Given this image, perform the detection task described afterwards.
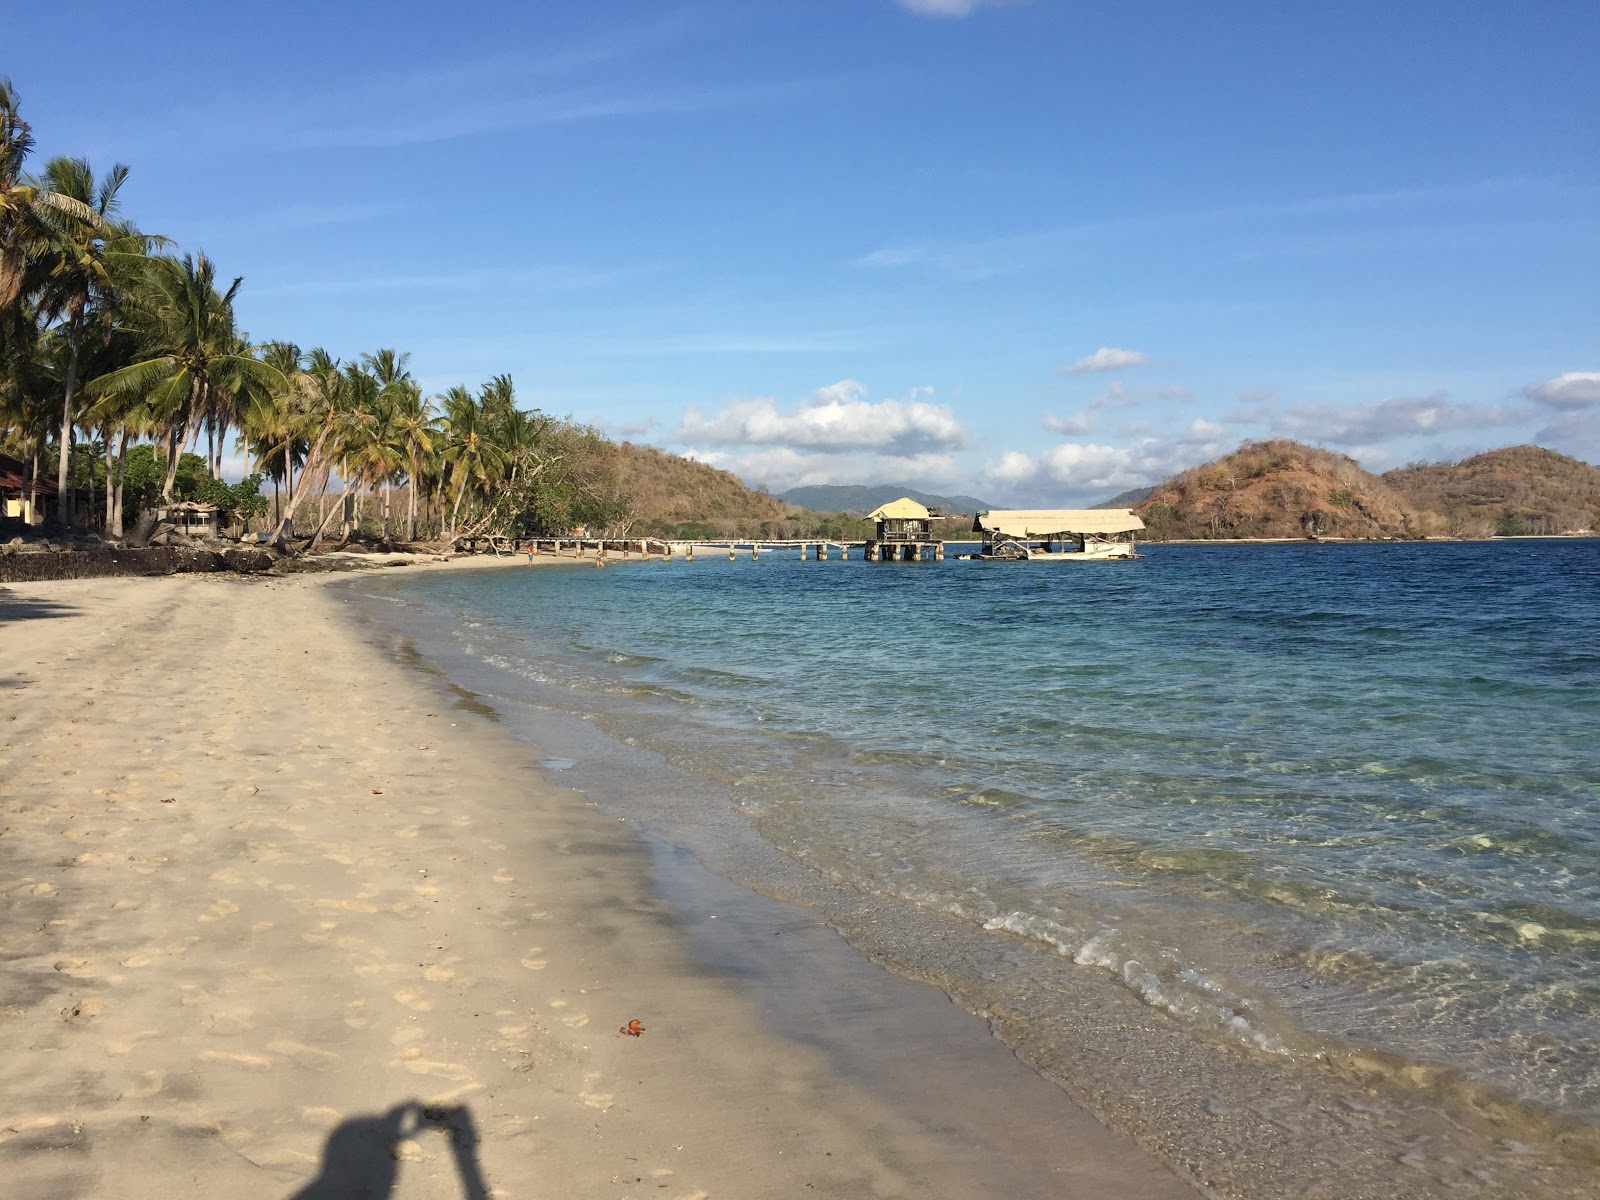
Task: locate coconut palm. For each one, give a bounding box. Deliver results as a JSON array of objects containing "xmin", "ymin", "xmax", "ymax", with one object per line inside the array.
[
  {"xmin": 439, "ymin": 384, "xmax": 508, "ymax": 543},
  {"xmin": 89, "ymin": 252, "xmax": 281, "ymax": 502},
  {"xmin": 390, "ymin": 381, "xmax": 438, "ymax": 542},
  {"xmin": 34, "ymin": 155, "xmax": 155, "ymax": 522}
]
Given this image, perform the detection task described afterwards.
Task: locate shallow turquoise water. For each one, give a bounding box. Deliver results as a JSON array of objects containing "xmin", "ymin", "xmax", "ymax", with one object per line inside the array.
[{"xmin": 364, "ymin": 540, "xmax": 1600, "ymax": 1123}]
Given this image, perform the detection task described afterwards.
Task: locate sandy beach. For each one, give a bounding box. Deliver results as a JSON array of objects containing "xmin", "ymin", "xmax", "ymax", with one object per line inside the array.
[{"xmin": 0, "ymin": 570, "xmax": 1195, "ymax": 1200}]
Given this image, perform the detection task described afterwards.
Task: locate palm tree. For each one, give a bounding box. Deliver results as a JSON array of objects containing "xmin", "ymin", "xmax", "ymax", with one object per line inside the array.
[
  {"xmin": 89, "ymin": 253, "xmax": 281, "ymax": 503},
  {"xmin": 246, "ymin": 341, "xmax": 308, "ymax": 524},
  {"xmin": 440, "ymin": 384, "xmax": 508, "ymax": 544},
  {"xmin": 0, "ymin": 79, "xmax": 91, "ymax": 317},
  {"xmin": 390, "ymin": 381, "xmax": 438, "ymax": 542},
  {"xmin": 35, "ymin": 155, "xmax": 150, "ymax": 523}
]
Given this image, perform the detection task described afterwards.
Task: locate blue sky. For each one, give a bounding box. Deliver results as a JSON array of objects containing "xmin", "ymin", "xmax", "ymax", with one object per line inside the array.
[{"xmin": 11, "ymin": 0, "xmax": 1599, "ymax": 502}]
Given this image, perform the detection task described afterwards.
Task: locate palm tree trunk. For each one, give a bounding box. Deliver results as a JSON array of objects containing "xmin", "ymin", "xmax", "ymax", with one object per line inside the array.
[
  {"xmin": 406, "ymin": 472, "xmax": 417, "ymax": 543},
  {"xmin": 110, "ymin": 427, "xmax": 130, "ymax": 538},
  {"xmin": 102, "ymin": 422, "xmax": 113, "ymax": 534},
  {"xmin": 161, "ymin": 423, "xmax": 184, "ymax": 502},
  {"xmin": 57, "ymin": 309, "xmax": 84, "ymax": 527}
]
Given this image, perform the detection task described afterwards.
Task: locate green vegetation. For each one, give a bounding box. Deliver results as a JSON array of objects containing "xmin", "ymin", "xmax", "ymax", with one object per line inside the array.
[{"xmin": 0, "ymin": 79, "xmax": 656, "ymax": 551}]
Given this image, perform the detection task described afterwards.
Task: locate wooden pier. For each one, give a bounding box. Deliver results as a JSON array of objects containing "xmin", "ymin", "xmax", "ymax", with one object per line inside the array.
[{"xmin": 508, "ymin": 537, "xmax": 869, "ymax": 561}]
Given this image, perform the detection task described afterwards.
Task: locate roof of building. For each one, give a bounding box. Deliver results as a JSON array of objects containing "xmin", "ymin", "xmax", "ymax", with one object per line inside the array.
[
  {"xmin": 866, "ymin": 497, "xmax": 942, "ymax": 521},
  {"xmin": 973, "ymin": 508, "xmax": 1145, "ymax": 536},
  {"xmin": 0, "ymin": 454, "xmax": 58, "ymax": 494}
]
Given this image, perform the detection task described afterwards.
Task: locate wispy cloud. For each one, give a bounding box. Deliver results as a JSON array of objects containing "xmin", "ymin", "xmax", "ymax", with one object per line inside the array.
[
  {"xmin": 892, "ymin": 0, "xmax": 1021, "ymax": 17},
  {"xmin": 135, "ymin": 10, "xmax": 824, "ymax": 155},
  {"xmin": 1271, "ymin": 392, "xmax": 1523, "ymax": 446},
  {"xmin": 184, "ymin": 202, "xmax": 409, "ymax": 244},
  {"xmin": 254, "ymin": 262, "xmax": 667, "ymax": 298},
  {"xmin": 288, "ymin": 79, "xmax": 820, "ymax": 151},
  {"xmin": 855, "ymin": 179, "xmax": 1596, "ymax": 280},
  {"xmin": 1063, "ymin": 346, "xmax": 1145, "ymax": 374}
]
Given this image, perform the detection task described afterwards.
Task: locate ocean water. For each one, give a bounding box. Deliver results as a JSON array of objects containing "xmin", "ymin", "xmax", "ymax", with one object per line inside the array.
[{"xmin": 351, "ymin": 539, "xmax": 1600, "ymax": 1195}]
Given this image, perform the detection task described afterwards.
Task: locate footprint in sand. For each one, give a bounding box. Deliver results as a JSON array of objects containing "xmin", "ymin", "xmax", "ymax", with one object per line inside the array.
[
  {"xmin": 62, "ymin": 997, "xmax": 107, "ymax": 1023},
  {"xmin": 562, "ymin": 1014, "xmax": 590, "ymax": 1029},
  {"xmin": 267, "ymin": 1039, "xmax": 339, "ymax": 1071},
  {"xmin": 394, "ymin": 988, "xmax": 432, "ymax": 1012},
  {"xmin": 198, "ymin": 898, "xmax": 240, "ymax": 923},
  {"xmin": 422, "ymin": 964, "xmax": 456, "ymax": 983},
  {"xmin": 118, "ymin": 1069, "xmax": 165, "ymax": 1099},
  {"xmin": 53, "ymin": 958, "xmax": 95, "ymax": 978},
  {"xmin": 580, "ymin": 1074, "xmax": 614, "ymax": 1111},
  {"xmin": 199, "ymin": 1049, "xmax": 274, "ymax": 1070},
  {"xmin": 520, "ymin": 957, "xmax": 548, "ymax": 971}
]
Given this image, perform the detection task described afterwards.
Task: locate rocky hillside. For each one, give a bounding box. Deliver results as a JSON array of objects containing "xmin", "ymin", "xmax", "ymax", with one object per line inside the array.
[
  {"xmin": 1383, "ymin": 446, "xmax": 1599, "ymax": 537},
  {"xmin": 1135, "ymin": 439, "xmax": 1437, "ymax": 540}
]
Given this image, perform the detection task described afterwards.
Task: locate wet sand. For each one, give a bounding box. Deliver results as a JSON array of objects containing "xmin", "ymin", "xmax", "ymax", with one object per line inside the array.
[{"xmin": 0, "ymin": 572, "xmax": 1195, "ymax": 1199}]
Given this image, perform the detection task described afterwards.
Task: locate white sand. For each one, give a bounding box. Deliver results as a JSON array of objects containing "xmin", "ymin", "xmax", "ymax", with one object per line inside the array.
[{"xmin": 0, "ymin": 573, "xmax": 1194, "ymax": 1199}]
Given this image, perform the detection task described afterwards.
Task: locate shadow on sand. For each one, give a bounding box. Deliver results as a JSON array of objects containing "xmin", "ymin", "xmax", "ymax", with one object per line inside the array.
[
  {"xmin": 287, "ymin": 1102, "xmax": 490, "ymax": 1199},
  {"xmin": 0, "ymin": 587, "xmax": 82, "ymax": 625}
]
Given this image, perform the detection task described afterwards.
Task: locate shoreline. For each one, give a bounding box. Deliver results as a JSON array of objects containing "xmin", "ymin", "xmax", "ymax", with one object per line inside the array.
[
  {"xmin": 0, "ymin": 573, "xmax": 1193, "ymax": 1199},
  {"xmin": 341, "ymin": 552, "xmax": 1600, "ymax": 1200}
]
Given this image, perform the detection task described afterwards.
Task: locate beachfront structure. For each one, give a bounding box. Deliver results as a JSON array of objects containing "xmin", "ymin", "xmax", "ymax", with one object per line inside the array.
[
  {"xmin": 1, "ymin": 453, "xmax": 54, "ymax": 526},
  {"xmin": 156, "ymin": 501, "xmax": 222, "ymax": 538},
  {"xmin": 865, "ymin": 497, "xmax": 946, "ymax": 562},
  {"xmin": 972, "ymin": 509, "xmax": 1145, "ymax": 560}
]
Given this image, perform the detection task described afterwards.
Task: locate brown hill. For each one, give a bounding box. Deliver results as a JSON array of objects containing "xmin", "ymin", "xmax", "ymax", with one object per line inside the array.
[
  {"xmin": 1383, "ymin": 445, "xmax": 1599, "ymax": 537},
  {"xmin": 609, "ymin": 443, "xmax": 860, "ymax": 540},
  {"xmin": 1136, "ymin": 439, "xmax": 1437, "ymax": 540}
]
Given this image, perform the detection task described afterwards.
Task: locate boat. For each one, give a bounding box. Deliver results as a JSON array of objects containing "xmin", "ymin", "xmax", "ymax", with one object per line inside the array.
[{"xmin": 963, "ymin": 509, "xmax": 1144, "ymax": 560}]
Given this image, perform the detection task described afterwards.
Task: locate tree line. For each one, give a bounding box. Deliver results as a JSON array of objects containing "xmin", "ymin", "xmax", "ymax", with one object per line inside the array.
[{"xmin": 0, "ymin": 78, "xmax": 630, "ymax": 550}]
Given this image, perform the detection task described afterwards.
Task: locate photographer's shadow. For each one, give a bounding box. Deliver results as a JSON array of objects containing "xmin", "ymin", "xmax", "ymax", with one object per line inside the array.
[{"xmin": 288, "ymin": 1101, "xmax": 490, "ymax": 1199}]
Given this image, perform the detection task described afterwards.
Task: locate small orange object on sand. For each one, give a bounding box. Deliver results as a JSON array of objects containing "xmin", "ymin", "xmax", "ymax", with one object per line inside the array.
[{"xmin": 619, "ymin": 1019, "xmax": 645, "ymax": 1037}]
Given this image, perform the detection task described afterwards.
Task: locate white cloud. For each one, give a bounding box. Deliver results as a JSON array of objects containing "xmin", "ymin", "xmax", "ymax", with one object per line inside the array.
[
  {"xmin": 1272, "ymin": 392, "xmax": 1520, "ymax": 446},
  {"xmin": 893, "ymin": 0, "xmax": 1012, "ymax": 17},
  {"xmin": 681, "ymin": 446, "xmax": 960, "ymax": 493},
  {"xmin": 673, "ymin": 380, "xmax": 968, "ymax": 455},
  {"xmin": 990, "ymin": 450, "xmax": 1037, "ymax": 485},
  {"xmin": 1062, "ymin": 346, "xmax": 1146, "ymax": 374},
  {"xmin": 1525, "ymin": 372, "xmax": 1600, "ymax": 411},
  {"xmin": 982, "ymin": 420, "xmax": 1232, "ymax": 504},
  {"xmin": 1042, "ymin": 409, "xmax": 1096, "ymax": 435}
]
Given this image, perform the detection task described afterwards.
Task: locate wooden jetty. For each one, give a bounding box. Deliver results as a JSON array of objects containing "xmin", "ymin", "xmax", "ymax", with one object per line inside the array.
[
  {"xmin": 509, "ymin": 536, "xmax": 865, "ymax": 561},
  {"xmin": 490, "ymin": 497, "xmax": 955, "ymax": 564}
]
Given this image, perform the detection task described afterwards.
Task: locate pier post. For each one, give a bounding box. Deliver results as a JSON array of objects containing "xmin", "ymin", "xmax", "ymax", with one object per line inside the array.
[
  {"xmin": 818, "ymin": 544, "xmax": 828, "ymax": 560},
  {"xmin": 686, "ymin": 544, "xmax": 694, "ymax": 561},
  {"xmin": 935, "ymin": 542, "xmax": 944, "ymax": 561},
  {"xmin": 752, "ymin": 544, "xmax": 760, "ymax": 560}
]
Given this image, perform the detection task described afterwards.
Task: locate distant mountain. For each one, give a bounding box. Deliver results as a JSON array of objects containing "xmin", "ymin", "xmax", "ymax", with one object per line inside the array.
[
  {"xmin": 1094, "ymin": 486, "xmax": 1156, "ymax": 509},
  {"xmin": 776, "ymin": 484, "xmax": 993, "ymax": 515},
  {"xmin": 1383, "ymin": 445, "xmax": 1599, "ymax": 537}
]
